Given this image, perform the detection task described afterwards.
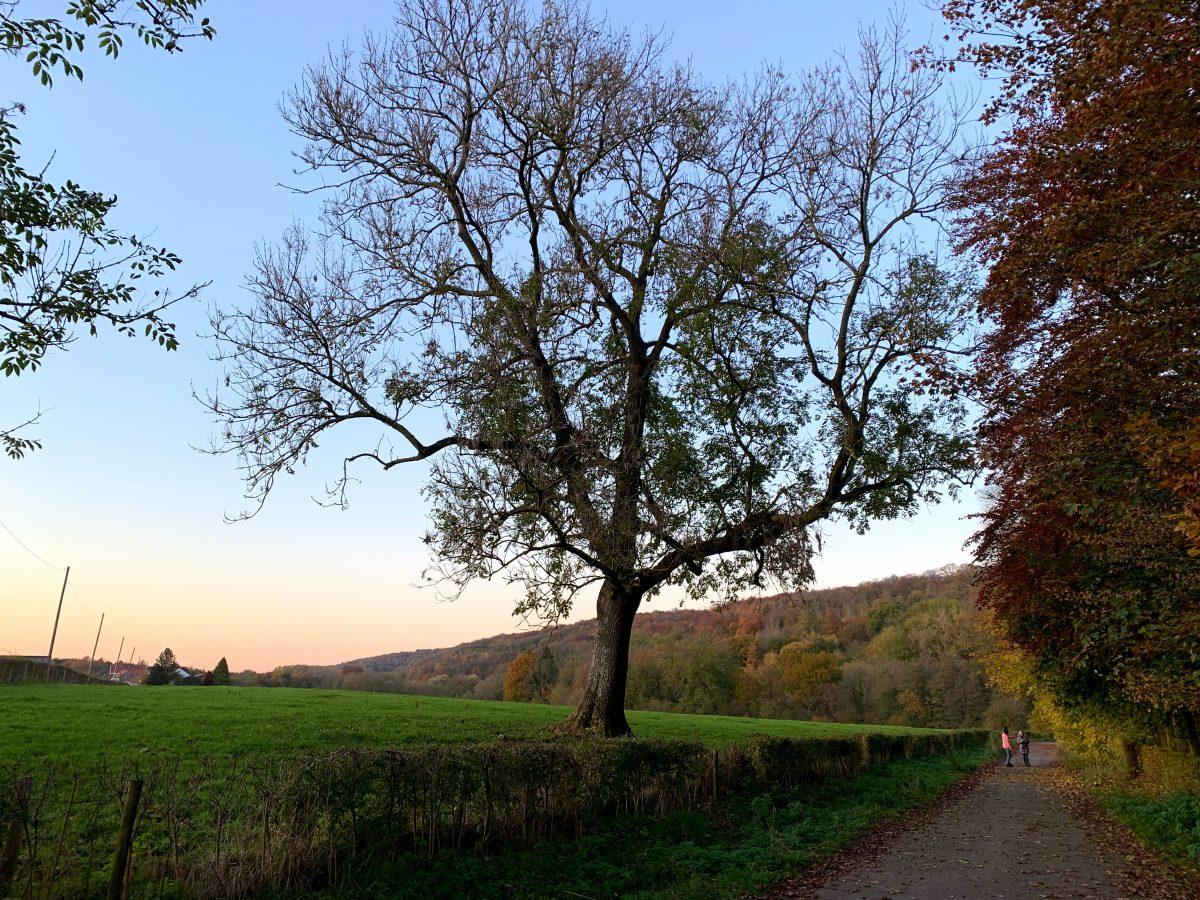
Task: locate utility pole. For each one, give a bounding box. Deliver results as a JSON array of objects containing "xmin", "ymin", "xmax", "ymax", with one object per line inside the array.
[
  {"xmin": 85, "ymin": 613, "xmax": 105, "ymax": 680},
  {"xmin": 112, "ymin": 637, "xmax": 125, "ymax": 681},
  {"xmin": 46, "ymin": 566, "xmax": 69, "ymax": 664}
]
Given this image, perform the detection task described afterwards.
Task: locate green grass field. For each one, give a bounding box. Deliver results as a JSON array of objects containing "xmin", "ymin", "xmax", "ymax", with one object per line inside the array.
[
  {"xmin": 0, "ymin": 683, "xmax": 982, "ymax": 899},
  {"xmin": 0, "ymin": 682, "xmax": 932, "ymax": 769}
]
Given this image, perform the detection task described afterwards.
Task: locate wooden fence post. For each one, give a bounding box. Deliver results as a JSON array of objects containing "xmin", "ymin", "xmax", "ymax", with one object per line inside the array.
[
  {"xmin": 0, "ymin": 775, "xmax": 32, "ymax": 891},
  {"xmin": 107, "ymin": 777, "xmax": 143, "ymax": 900},
  {"xmin": 711, "ymin": 750, "xmax": 719, "ymax": 802}
]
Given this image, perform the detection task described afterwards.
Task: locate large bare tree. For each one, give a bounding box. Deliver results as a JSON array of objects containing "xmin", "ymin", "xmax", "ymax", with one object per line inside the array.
[{"xmin": 207, "ymin": 0, "xmax": 974, "ymax": 735}]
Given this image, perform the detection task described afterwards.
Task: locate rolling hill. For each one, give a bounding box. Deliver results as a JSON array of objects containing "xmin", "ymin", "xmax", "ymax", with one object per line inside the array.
[{"xmin": 244, "ymin": 565, "xmax": 1017, "ymax": 731}]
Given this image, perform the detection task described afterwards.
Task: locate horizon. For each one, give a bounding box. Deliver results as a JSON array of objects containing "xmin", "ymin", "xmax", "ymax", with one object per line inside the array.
[{"xmin": 12, "ymin": 558, "xmax": 974, "ymax": 673}]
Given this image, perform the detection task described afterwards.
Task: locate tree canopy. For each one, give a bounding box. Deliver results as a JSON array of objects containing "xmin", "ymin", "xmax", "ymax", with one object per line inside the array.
[
  {"xmin": 0, "ymin": 1, "xmax": 213, "ymax": 457},
  {"xmin": 209, "ymin": 0, "xmax": 975, "ymax": 735},
  {"xmin": 944, "ymin": 0, "xmax": 1200, "ymax": 750}
]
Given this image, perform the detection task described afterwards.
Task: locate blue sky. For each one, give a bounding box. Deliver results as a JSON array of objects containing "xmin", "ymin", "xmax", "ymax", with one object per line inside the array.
[{"xmin": 1, "ymin": 0, "xmax": 978, "ymax": 672}]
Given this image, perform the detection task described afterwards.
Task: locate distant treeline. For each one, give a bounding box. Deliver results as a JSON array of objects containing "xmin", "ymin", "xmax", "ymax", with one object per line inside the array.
[{"xmin": 235, "ymin": 568, "xmax": 1025, "ymax": 730}]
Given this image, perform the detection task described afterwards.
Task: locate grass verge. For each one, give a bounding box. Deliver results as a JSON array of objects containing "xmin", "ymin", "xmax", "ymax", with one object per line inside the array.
[{"xmin": 1101, "ymin": 791, "xmax": 1200, "ymax": 873}]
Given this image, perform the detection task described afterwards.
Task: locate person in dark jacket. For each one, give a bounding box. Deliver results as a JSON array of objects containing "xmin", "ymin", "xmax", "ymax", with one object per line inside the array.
[{"xmin": 1017, "ymin": 730, "xmax": 1031, "ymax": 766}]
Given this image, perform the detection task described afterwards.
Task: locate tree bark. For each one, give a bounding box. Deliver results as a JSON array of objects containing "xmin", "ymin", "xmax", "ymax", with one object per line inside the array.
[{"xmin": 557, "ymin": 579, "xmax": 641, "ymax": 737}]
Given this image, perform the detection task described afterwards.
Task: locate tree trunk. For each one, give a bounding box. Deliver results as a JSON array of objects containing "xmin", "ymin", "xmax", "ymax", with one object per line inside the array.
[
  {"xmin": 1178, "ymin": 711, "xmax": 1200, "ymax": 757},
  {"xmin": 557, "ymin": 579, "xmax": 641, "ymax": 737},
  {"xmin": 1121, "ymin": 739, "xmax": 1142, "ymax": 780}
]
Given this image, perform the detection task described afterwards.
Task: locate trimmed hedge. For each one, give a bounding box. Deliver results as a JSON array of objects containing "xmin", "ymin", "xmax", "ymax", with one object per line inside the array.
[
  {"xmin": 741, "ymin": 730, "xmax": 988, "ymax": 788},
  {"xmin": 0, "ymin": 730, "xmax": 987, "ymax": 898}
]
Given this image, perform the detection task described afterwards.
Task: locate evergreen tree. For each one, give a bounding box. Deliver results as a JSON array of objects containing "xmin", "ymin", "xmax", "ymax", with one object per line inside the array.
[
  {"xmin": 145, "ymin": 647, "xmax": 178, "ymax": 685},
  {"xmin": 212, "ymin": 656, "xmax": 231, "ymax": 685}
]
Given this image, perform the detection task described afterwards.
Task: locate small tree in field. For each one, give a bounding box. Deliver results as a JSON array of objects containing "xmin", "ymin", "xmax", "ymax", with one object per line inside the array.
[
  {"xmin": 208, "ymin": 0, "xmax": 975, "ymax": 735},
  {"xmin": 145, "ymin": 647, "xmax": 178, "ymax": 685},
  {"xmin": 503, "ymin": 645, "xmax": 559, "ymax": 702},
  {"xmin": 212, "ymin": 656, "xmax": 231, "ymax": 685}
]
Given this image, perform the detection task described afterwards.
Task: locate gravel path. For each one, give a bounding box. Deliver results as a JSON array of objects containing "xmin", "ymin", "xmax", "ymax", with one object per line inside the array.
[{"xmin": 758, "ymin": 742, "xmax": 1197, "ymax": 900}]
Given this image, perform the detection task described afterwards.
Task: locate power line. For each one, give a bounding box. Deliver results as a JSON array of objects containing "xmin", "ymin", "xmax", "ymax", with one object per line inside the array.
[
  {"xmin": 0, "ymin": 516, "xmax": 64, "ymax": 571},
  {"xmin": 69, "ymin": 583, "xmax": 102, "ymax": 619},
  {"xmin": 0, "ymin": 516, "xmax": 102, "ymax": 620},
  {"xmin": 2, "ymin": 517, "xmax": 110, "ymax": 658}
]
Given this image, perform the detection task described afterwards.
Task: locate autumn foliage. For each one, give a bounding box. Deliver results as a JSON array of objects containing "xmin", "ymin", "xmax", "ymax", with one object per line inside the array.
[
  {"xmin": 296, "ymin": 568, "xmax": 1011, "ymax": 731},
  {"xmin": 502, "ymin": 646, "xmax": 559, "ymax": 702},
  {"xmin": 502, "ymin": 651, "xmax": 538, "ymax": 702},
  {"xmin": 944, "ymin": 0, "xmax": 1200, "ymax": 748},
  {"xmin": 1128, "ymin": 415, "xmax": 1200, "ymax": 556}
]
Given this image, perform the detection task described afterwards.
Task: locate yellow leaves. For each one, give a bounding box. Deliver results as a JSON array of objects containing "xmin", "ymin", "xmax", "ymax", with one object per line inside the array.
[
  {"xmin": 1125, "ymin": 413, "xmax": 1200, "ymax": 557},
  {"xmin": 773, "ymin": 643, "xmax": 841, "ymax": 700},
  {"xmin": 976, "ymin": 609, "xmax": 1040, "ymax": 698},
  {"xmin": 501, "ymin": 650, "xmax": 537, "ymax": 702},
  {"xmin": 977, "ymin": 610, "xmax": 1115, "ymax": 761},
  {"xmin": 897, "ymin": 688, "xmax": 927, "ymax": 722}
]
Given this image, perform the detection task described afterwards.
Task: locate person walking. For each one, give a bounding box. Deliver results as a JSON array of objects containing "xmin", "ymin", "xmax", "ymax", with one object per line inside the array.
[
  {"xmin": 1018, "ymin": 730, "xmax": 1031, "ymax": 767},
  {"xmin": 1001, "ymin": 727, "xmax": 1013, "ymax": 766}
]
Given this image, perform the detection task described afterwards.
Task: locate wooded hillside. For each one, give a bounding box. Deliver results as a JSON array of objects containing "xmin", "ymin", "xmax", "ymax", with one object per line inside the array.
[{"xmin": 242, "ymin": 567, "xmax": 1018, "ymax": 730}]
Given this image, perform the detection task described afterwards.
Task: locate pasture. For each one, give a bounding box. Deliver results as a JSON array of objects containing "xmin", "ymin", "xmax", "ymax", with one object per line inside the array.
[
  {"xmin": 0, "ymin": 682, "xmax": 932, "ymax": 769},
  {"xmin": 0, "ymin": 682, "xmax": 985, "ymax": 898}
]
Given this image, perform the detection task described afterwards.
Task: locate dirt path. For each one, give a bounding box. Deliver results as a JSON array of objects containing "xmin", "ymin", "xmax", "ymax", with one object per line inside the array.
[{"xmin": 759, "ymin": 742, "xmax": 1197, "ymax": 900}]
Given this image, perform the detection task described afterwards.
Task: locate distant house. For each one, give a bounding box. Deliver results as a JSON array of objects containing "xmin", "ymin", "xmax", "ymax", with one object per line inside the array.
[{"xmin": 173, "ymin": 668, "xmax": 210, "ymax": 686}]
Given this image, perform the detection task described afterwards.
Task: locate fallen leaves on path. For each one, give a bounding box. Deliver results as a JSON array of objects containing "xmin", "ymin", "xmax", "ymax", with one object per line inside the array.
[
  {"xmin": 755, "ymin": 765, "xmax": 994, "ymax": 899},
  {"xmin": 1036, "ymin": 766, "xmax": 1197, "ymax": 900},
  {"xmin": 754, "ymin": 759, "xmax": 1199, "ymax": 900}
]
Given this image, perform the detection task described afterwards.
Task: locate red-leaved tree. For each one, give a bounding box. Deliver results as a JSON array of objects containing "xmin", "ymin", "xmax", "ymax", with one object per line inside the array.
[{"xmin": 941, "ymin": 0, "xmax": 1200, "ymax": 748}]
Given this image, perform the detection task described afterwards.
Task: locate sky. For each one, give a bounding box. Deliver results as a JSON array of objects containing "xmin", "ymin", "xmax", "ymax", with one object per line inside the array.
[{"xmin": 1, "ymin": 0, "xmax": 980, "ymax": 673}]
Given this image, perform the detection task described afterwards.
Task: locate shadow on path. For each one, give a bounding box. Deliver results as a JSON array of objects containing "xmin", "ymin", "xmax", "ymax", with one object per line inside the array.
[{"xmin": 758, "ymin": 742, "xmax": 1196, "ymax": 900}]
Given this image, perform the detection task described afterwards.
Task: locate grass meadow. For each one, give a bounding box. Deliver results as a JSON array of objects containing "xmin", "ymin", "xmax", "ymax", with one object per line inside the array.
[
  {"xmin": 0, "ymin": 682, "xmax": 932, "ymax": 770},
  {"xmin": 0, "ymin": 682, "xmax": 984, "ymax": 898}
]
